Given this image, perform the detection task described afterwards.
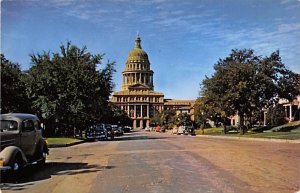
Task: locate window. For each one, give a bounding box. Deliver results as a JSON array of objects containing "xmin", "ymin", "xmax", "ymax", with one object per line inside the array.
[
  {"xmin": 0, "ymin": 120, "xmax": 18, "ymax": 132},
  {"xmin": 22, "ymin": 120, "xmax": 35, "ymax": 132}
]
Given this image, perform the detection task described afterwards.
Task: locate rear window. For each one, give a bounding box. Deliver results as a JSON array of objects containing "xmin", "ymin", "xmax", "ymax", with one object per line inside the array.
[{"xmin": 0, "ymin": 120, "xmax": 18, "ymax": 132}]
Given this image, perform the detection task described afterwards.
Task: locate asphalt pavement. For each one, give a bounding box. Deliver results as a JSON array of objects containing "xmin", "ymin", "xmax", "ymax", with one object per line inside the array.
[{"xmin": 1, "ymin": 131, "xmax": 299, "ymax": 193}]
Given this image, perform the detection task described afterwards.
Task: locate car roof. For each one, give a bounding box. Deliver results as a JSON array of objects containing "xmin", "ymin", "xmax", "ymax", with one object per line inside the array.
[{"xmin": 0, "ymin": 113, "xmax": 39, "ymax": 122}]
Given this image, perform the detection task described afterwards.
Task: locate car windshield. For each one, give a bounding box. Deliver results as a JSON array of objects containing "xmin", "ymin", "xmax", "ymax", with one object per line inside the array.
[{"xmin": 0, "ymin": 120, "xmax": 18, "ymax": 132}]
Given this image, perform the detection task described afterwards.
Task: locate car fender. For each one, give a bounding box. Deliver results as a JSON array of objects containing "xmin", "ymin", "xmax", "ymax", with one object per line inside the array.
[
  {"xmin": 35, "ymin": 139, "xmax": 49, "ymax": 156},
  {"xmin": 0, "ymin": 146, "xmax": 27, "ymax": 166}
]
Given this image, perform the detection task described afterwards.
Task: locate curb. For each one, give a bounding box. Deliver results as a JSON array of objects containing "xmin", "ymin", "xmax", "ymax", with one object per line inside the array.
[
  {"xmin": 196, "ymin": 135, "xmax": 300, "ymax": 144},
  {"xmin": 48, "ymin": 140, "xmax": 85, "ymax": 148}
]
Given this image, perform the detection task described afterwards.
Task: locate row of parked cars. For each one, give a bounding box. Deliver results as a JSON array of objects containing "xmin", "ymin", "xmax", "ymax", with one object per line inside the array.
[
  {"xmin": 82, "ymin": 124, "xmax": 132, "ymax": 141},
  {"xmin": 172, "ymin": 125, "xmax": 195, "ymax": 135}
]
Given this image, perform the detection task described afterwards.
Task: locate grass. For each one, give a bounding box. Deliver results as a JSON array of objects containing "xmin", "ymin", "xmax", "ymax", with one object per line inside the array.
[
  {"xmin": 46, "ymin": 137, "xmax": 82, "ymax": 145},
  {"xmin": 195, "ymin": 127, "xmax": 224, "ymax": 135},
  {"xmin": 195, "ymin": 122, "xmax": 300, "ymax": 140}
]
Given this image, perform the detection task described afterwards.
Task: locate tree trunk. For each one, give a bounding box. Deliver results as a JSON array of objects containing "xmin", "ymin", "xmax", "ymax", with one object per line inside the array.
[
  {"xmin": 239, "ymin": 114, "xmax": 245, "ymax": 135},
  {"xmin": 223, "ymin": 118, "xmax": 227, "ymax": 134}
]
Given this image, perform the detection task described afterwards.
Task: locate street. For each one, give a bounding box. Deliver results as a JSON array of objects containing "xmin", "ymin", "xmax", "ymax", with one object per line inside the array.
[{"xmin": 1, "ymin": 131, "xmax": 299, "ymax": 193}]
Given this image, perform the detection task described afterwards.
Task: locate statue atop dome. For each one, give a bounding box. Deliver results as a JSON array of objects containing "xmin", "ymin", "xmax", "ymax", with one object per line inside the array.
[{"xmin": 135, "ymin": 34, "xmax": 141, "ymax": 49}]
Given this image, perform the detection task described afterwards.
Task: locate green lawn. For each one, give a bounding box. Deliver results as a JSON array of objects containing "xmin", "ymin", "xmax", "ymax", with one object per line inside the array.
[
  {"xmin": 195, "ymin": 124, "xmax": 300, "ymax": 140},
  {"xmin": 46, "ymin": 137, "xmax": 82, "ymax": 145}
]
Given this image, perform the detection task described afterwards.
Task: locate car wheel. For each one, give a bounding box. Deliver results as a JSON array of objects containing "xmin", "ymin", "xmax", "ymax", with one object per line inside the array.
[
  {"xmin": 13, "ymin": 155, "xmax": 23, "ymax": 170},
  {"xmin": 10, "ymin": 155, "xmax": 23, "ymax": 180}
]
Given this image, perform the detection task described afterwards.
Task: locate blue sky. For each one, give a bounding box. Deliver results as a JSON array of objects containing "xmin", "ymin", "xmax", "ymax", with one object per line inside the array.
[{"xmin": 2, "ymin": 0, "xmax": 300, "ymax": 99}]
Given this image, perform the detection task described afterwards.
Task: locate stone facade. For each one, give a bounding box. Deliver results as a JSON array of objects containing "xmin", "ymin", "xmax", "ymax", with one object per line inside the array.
[{"xmin": 111, "ymin": 35, "xmax": 164, "ymax": 128}]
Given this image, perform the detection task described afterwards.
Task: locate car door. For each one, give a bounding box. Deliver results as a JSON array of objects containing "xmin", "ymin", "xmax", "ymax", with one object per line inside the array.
[{"xmin": 21, "ymin": 119, "xmax": 37, "ymax": 156}]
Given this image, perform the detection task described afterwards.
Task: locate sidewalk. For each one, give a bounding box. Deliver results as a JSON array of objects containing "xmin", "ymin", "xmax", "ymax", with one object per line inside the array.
[
  {"xmin": 48, "ymin": 140, "xmax": 85, "ymax": 148},
  {"xmin": 196, "ymin": 134, "xmax": 300, "ymax": 144}
]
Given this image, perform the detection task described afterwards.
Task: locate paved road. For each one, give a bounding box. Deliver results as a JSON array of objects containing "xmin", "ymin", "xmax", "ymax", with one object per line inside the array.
[{"xmin": 1, "ymin": 131, "xmax": 299, "ymax": 193}]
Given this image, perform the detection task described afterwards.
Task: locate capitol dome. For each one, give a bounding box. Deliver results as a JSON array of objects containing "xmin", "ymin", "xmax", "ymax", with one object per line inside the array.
[
  {"xmin": 122, "ymin": 34, "xmax": 154, "ymax": 91},
  {"xmin": 126, "ymin": 34, "xmax": 149, "ymax": 62}
]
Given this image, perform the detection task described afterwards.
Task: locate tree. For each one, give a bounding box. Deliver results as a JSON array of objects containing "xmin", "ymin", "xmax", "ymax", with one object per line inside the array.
[
  {"xmin": 105, "ymin": 104, "xmax": 132, "ymax": 126},
  {"xmin": 201, "ymin": 49, "xmax": 300, "ymax": 134},
  {"xmin": 266, "ymin": 104, "xmax": 286, "ymax": 127},
  {"xmin": 1, "ymin": 54, "xmax": 31, "ymax": 113},
  {"xmin": 23, "ymin": 42, "xmax": 115, "ymax": 136},
  {"xmin": 176, "ymin": 113, "xmax": 192, "ymax": 126}
]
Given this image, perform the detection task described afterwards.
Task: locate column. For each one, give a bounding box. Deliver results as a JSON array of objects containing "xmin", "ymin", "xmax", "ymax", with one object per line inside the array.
[
  {"xmin": 134, "ymin": 105, "xmax": 136, "ymax": 118},
  {"xmin": 141, "ymin": 105, "xmax": 143, "ymax": 118},
  {"xmin": 263, "ymin": 111, "xmax": 267, "ymax": 126},
  {"xmin": 289, "ymin": 104, "xmax": 292, "ymax": 122},
  {"xmin": 133, "ymin": 120, "xmax": 137, "ymax": 129},
  {"xmin": 147, "ymin": 104, "xmax": 149, "ymax": 118},
  {"xmin": 140, "ymin": 73, "xmax": 142, "ymax": 83},
  {"xmin": 135, "ymin": 73, "xmax": 137, "ymax": 84},
  {"xmin": 140, "ymin": 120, "xmax": 143, "ymax": 129}
]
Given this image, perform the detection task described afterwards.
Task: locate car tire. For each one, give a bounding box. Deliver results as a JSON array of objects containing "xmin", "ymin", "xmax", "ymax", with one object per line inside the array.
[{"xmin": 10, "ymin": 154, "xmax": 23, "ymax": 181}]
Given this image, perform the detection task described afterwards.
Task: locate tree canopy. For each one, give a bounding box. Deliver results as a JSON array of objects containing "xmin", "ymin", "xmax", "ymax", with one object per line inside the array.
[
  {"xmin": 23, "ymin": 42, "xmax": 116, "ymax": 135},
  {"xmin": 1, "ymin": 54, "xmax": 31, "ymax": 113},
  {"xmin": 201, "ymin": 49, "xmax": 299, "ymax": 134}
]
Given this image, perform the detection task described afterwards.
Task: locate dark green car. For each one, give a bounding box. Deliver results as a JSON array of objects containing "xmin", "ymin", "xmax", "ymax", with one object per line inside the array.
[{"xmin": 0, "ymin": 113, "xmax": 49, "ymax": 173}]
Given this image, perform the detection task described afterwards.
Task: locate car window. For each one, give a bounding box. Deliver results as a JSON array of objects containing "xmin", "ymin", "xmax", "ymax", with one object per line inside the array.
[
  {"xmin": 22, "ymin": 120, "xmax": 35, "ymax": 132},
  {"xmin": 0, "ymin": 120, "xmax": 18, "ymax": 132}
]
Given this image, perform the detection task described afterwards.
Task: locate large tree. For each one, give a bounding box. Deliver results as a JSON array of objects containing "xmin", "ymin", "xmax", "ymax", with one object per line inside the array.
[
  {"xmin": 1, "ymin": 54, "xmax": 31, "ymax": 113},
  {"xmin": 23, "ymin": 42, "xmax": 115, "ymax": 136},
  {"xmin": 201, "ymin": 49, "xmax": 299, "ymax": 134}
]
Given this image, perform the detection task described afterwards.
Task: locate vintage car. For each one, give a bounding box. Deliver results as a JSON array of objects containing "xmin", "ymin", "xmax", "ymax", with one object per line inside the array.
[
  {"xmin": 0, "ymin": 113, "xmax": 49, "ymax": 173},
  {"xmin": 95, "ymin": 124, "xmax": 108, "ymax": 140}
]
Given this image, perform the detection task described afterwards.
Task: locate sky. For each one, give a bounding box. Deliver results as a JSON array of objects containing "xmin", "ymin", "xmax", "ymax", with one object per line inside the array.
[{"xmin": 1, "ymin": 0, "xmax": 300, "ymax": 99}]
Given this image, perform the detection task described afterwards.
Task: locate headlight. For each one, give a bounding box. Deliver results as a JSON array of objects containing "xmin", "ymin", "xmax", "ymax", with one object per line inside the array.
[{"xmin": 0, "ymin": 159, "xmax": 5, "ymax": 167}]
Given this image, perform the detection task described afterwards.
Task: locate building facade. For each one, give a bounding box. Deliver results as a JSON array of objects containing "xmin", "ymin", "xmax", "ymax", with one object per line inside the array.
[
  {"xmin": 111, "ymin": 35, "xmax": 164, "ymax": 128},
  {"xmin": 164, "ymin": 99, "xmax": 195, "ymax": 121}
]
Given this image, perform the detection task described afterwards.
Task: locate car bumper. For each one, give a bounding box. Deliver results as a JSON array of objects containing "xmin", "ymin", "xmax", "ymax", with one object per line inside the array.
[{"xmin": 0, "ymin": 166, "xmax": 12, "ymax": 171}]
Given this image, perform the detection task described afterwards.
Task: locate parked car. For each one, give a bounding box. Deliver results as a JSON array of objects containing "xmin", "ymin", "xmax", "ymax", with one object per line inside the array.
[
  {"xmin": 85, "ymin": 126, "xmax": 96, "ymax": 140},
  {"xmin": 95, "ymin": 124, "xmax": 108, "ymax": 140},
  {"xmin": 177, "ymin": 126, "xmax": 187, "ymax": 135},
  {"xmin": 105, "ymin": 124, "xmax": 114, "ymax": 140},
  {"xmin": 186, "ymin": 126, "xmax": 195, "ymax": 136},
  {"xmin": 155, "ymin": 125, "xmax": 161, "ymax": 132},
  {"xmin": 113, "ymin": 126, "xmax": 124, "ymax": 136},
  {"xmin": 123, "ymin": 126, "xmax": 132, "ymax": 133},
  {"xmin": 0, "ymin": 113, "xmax": 49, "ymax": 175},
  {"xmin": 172, "ymin": 127, "xmax": 178, "ymax": 135}
]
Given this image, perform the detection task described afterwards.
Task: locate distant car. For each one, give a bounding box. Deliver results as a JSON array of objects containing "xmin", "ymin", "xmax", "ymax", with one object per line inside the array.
[
  {"xmin": 177, "ymin": 126, "xmax": 187, "ymax": 135},
  {"xmin": 85, "ymin": 127, "xmax": 96, "ymax": 140},
  {"xmin": 105, "ymin": 124, "xmax": 114, "ymax": 140},
  {"xmin": 123, "ymin": 126, "xmax": 131, "ymax": 133},
  {"xmin": 186, "ymin": 126, "xmax": 195, "ymax": 136},
  {"xmin": 115, "ymin": 127, "xmax": 124, "ymax": 136},
  {"xmin": 95, "ymin": 124, "xmax": 108, "ymax": 140},
  {"xmin": 172, "ymin": 127, "xmax": 178, "ymax": 135},
  {"xmin": 0, "ymin": 113, "xmax": 49, "ymax": 174},
  {"xmin": 155, "ymin": 126, "xmax": 161, "ymax": 132}
]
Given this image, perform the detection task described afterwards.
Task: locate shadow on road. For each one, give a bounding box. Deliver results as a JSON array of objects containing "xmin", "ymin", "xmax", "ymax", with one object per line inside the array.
[{"xmin": 0, "ymin": 162, "xmax": 115, "ymax": 191}]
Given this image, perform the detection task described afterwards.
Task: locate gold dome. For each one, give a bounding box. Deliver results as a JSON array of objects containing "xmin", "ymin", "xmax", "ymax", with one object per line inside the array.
[{"xmin": 127, "ymin": 34, "xmax": 149, "ymax": 62}]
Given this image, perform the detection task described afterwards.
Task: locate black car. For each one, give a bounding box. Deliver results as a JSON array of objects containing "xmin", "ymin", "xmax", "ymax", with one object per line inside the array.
[{"xmin": 95, "ymin": 124, "xmax": 108, "ymax": 140}]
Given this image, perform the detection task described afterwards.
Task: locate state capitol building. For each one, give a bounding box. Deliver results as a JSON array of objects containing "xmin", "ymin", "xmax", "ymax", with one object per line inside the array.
[{"xmin": 111, "ymin": 35, "xmax": 195, "ymax": 129}]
